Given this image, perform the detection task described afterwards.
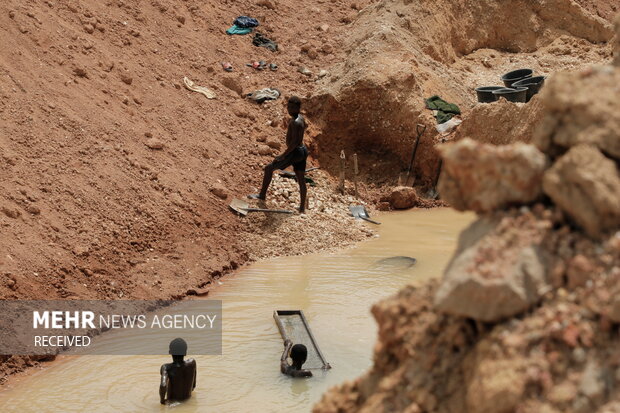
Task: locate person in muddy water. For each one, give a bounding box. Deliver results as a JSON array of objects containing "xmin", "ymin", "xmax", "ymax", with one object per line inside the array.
[
  {"xmin": 281, "ymin": 339, "xmax": 312, "ymax": 377},
  {"xmin": 249, "ymin": 96, "xmax": 308, "ymax": 213},
  {"xmin": 160, "ymin": 338, "xmax": 197, "ymax": 404}
]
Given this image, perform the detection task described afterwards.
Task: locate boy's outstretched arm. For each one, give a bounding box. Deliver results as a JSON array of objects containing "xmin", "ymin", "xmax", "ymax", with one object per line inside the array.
[
  {"xmin": 280, "ymin": 339, "xmax": 293, "ymax": 374},
  {"xmin": 159, "ymin": 364, "xmax": 169, "ymax": 404}
]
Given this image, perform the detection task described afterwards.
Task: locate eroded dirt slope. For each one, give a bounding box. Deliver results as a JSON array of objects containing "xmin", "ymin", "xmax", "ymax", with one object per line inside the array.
[
  {"xmin": 308, "ymin": 0, "xmax": 614, "ymax": 190},
  {"xmin": 0, "ymin": 0, "xmax": 376, "ymax": 380},
  {"xmin": 0, "ymin": 0, "xmax": 375, "ymax": 301}
]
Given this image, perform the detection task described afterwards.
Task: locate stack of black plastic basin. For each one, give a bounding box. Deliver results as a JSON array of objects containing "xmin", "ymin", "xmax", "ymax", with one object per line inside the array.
[{"xmin": 475, "ymin": 69, "xmax": 546, "ymax": 103}]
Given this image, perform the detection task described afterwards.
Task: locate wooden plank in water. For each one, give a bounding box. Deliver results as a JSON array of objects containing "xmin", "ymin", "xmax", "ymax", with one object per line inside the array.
[{"xmin": 273, "ymin": 310, "xmax": 331, "ymax": 370}]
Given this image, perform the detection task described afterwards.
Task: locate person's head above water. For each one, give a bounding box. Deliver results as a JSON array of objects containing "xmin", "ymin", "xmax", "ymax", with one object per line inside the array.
[
  {"xmin": 290, "ymin": 343, "xmax": 308, "ymax": 369},
  {"xmin": 169, "ymin": 338, "xmax": 188, "ymax": 361},
  {"xmin": 287, "ymin": 96, "xmax": 301, "ymax": 117}
]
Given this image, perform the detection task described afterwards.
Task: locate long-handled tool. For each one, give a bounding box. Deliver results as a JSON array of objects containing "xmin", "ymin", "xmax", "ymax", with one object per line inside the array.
[
  {"xmin": 349, "ymin": 205, "xmax": 381, "ymax": 225},
  {"xmin": 405, "ymin": 124, "xmax": 426, "ymax": 186},
  {"xmin": 278, "ymin": 166, "xmax": 320, "ymax": 178},
  {"xmin": 229, "ymin": 198, "xmax": 294, "ymax": 216},
  {"xmin": 426, "ymin": 159, "xmax": 442, "ymax": 200}
]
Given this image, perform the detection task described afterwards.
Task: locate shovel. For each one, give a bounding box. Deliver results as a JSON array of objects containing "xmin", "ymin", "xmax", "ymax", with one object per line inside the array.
[
  {"xmin": 229, "ymin": 198, "xmax": 294, "ymax": 216},
  {"xmin": 426, "ymin": 160, "xmax": 442, "ymax": 200},
  {"xmin": 349, "ymin": 205, "xmax": 381, "ymax": 225},
  {"xmin": 405, "ymin": 124, "xmax": 426, "ymax": 186}
]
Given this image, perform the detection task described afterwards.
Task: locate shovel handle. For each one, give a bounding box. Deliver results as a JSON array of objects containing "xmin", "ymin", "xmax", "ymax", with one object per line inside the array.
[
  {"xmin": 244, "ymin": 208, "xmax": 294, "ymax": 214},
  {"xmin": 360, "ymin": 216, "xmax": 381, "ymax": 225},
  {"xmin": 406, "ymin": 125, "xmax": 425, "ymax": 181}
]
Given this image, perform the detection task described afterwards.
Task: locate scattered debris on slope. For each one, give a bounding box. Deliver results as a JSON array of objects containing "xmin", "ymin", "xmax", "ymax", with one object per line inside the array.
[{"xmin": 240, "ymin": 171, "xmax": 376, "ymax": 260}]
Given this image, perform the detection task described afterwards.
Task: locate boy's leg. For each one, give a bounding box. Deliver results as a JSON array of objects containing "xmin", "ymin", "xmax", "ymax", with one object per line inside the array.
[
  {"xmin": 294, "ymin": 169, "xmax": 307, "ymax": 213},
  {"xmin": 250, "ymin": 163, "xmax": 276, "ymax": 200}
]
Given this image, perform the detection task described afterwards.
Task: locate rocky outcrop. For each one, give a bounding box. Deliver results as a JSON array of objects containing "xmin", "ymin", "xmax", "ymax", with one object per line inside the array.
[
  {"xmin": 534, "ymin": 67, "xmax": 620, "ymax": 159},
  {"xmin": 434, "ymin": 216, "xmax": 549, "ymax": 322},
  {"xmin": 543, "ymin": 145, "xmax": 620, "ymax": 238},
  {"xmin": 438, "ymin": 139, "xmax": 547, "ymax": 213},
  {"xmin": 388, "ymin": 186, "xmax": 418, "ymax": 209}
]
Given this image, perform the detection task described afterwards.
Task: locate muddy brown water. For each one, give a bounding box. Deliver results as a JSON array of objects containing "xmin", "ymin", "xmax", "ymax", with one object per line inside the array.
[{"xmin": 0, "ymin": 209, "xmax": 474, "ymax": 412}]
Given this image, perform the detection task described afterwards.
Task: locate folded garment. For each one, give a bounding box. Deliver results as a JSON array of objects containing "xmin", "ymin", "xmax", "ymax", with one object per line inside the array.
[
  {"xmin": 425, "ymin": 95, "xmax": 461, "ymax": 124},
  {"xmin": 252, "ymin": 33, "xmax": 278, "ymax": 52},
  {"xmin": 436, "ymin": 117, "xmax": 462, "ymax": 134},
  {"xmin": 234, "ymin": 16, "xmax": 259, "ymax": 28},
  {"xmin": 247, "ymin": 88, "xmax": 280, "ymax": 103},
  {"xmin": 226, "ymin": 25, "xmax": 253, "ymax": 35}
]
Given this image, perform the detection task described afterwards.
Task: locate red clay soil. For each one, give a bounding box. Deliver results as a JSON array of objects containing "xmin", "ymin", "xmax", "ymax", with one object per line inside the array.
[
  {"xmin": 0, "ymin": 0, "xmax": 616, "ymax": 384},
  {"xmin": 0, "ymin": 0, "xmax": 373, "ymax": 381}
]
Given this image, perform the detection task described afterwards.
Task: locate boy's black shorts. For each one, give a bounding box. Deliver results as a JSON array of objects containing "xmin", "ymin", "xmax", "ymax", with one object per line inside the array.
[{"xmin": 270, "ymin": 145, "xmax": 308, "ymax": 172}]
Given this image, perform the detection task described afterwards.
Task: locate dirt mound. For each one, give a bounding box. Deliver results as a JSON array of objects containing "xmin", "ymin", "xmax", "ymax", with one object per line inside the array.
[
  {"xmin": 307, "ymin": 0, "xmax": 613, "ymax": 190},
  {"xmin": 454, "ymin": 98, "xmax": 544, "ymax": 145},
  {"xmin": 314, "ymin": 22, "xmax": 620, "ymax": 413}
]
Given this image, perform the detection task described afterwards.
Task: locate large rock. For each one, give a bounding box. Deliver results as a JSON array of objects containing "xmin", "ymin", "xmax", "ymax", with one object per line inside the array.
[
  {"xmin": 543, "ymin": 145, "xmax": 620, "ymax": 238},
  {"xmin": 388, "ymin": 186, "xmax": 418, "ymax": 209},
  {"xmin": 434, "ymin": 217, "xmax": 548, "ymax": 322},
  {"xmin": 209, "ymin": 184, "xmax": 228, "ymax": 200},
  {"xmin": 465, "ymin": 358, "xmax": 527, "ymax": 413},
  {"xmin": 438, "ymin": 138, "xmax": 547, "ymax": 212},
  {"xmin": 607, "ymin": 293, "xmax": 620, "ymax": 323},
  {"xmin": 265, "ymin": 137, "xmax": 281, "ymax": 150},
  {"xmin": 257, "ymin": 144, "xmax": 272, "ymax": 156},
  {"xmin": 534, "ymin": 67, "xmax": 620, "ymax": 160},
  {"xmin": 145, "ymin": 138, "xmax": 164, "ymax": 149}
]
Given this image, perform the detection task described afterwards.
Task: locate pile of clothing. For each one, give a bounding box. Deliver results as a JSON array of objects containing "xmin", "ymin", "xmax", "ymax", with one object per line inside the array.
[
  {"xmin": 246, "ymin": 88, "xmax": 280, "ymax": 104},
  {"xmin": 424, "ymin": 95, "xmax": 462, "ymax": 133},
  {"xmin": 226, "ymin": 16, "xmax": 259, "ymax": 35},
  {"xmin": 252, "ymin": 33, "xmax": 278, "ymax": 52},
  {"xmin": 424, "ymin": 96, "xmax": 461, "ymax": 124}
]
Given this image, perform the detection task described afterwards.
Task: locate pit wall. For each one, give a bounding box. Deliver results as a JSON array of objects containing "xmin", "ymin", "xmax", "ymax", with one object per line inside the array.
[{"xmin": 307, "ymin": 0, "xmax": 613, "ymax": 188}]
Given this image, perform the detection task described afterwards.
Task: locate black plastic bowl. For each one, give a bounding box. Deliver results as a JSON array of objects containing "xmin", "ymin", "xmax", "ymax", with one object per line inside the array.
[
  {"xmin": 492, "ymin": 87, "xmax": 528, "ymax": 103},
  {"xmin": 512, "ymin": 76, "xmax": 546, "ymax": 102},
  {"xmin": 501, "ymin": 69, "xmax": 533, "ymax": 88},
  {"xmin": 475, "ymin": 86, "xmax": 505, "ymax": 103}
]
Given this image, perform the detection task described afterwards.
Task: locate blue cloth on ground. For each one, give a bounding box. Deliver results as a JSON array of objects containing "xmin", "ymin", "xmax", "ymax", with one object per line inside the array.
[{"xmin": 226, "ymin": 25, "xmax": 253, "ymax": 35}]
